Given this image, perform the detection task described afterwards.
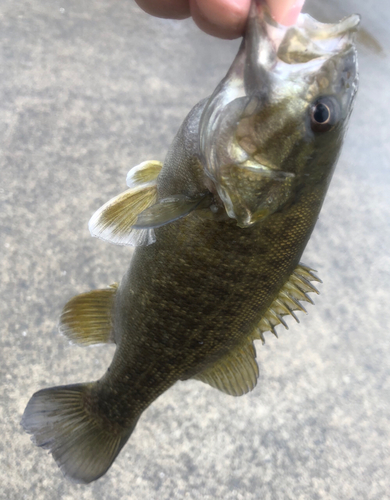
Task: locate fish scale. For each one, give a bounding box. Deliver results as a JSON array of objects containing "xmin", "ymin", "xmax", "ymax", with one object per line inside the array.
[{"xmin": 116, "ymin": 190, "xmax": 319, "ymax": 370}]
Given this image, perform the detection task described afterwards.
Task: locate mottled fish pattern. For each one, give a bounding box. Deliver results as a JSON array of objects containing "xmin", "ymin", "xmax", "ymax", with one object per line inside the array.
[{"xmin": 22, "ymin": 0, "xmax": 359, "ymax": 484}]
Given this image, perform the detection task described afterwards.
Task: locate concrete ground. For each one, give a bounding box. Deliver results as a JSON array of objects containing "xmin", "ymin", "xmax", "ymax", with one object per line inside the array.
[{"xmin": 1, "ymin": 0, "xmax": 389, "ymax": 499}]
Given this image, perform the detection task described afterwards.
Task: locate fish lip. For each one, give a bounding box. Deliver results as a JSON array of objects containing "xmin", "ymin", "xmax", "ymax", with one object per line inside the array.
[
  {"xmin": 299, "ymin": 14, "xmax": 361, "ymax": 39},
  {"xmin": 259, "ymin": 8, "xmax": 360, "ymax": 66}
]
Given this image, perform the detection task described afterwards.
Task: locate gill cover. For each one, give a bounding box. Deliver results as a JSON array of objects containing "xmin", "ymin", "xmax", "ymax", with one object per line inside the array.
[{"xmin": 199, "ymin": 0, "xmax": 359, "ymax": 228}]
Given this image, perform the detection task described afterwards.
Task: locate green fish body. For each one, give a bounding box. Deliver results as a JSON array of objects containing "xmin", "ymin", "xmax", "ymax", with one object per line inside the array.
[{"xmin": 22, "ymin": 0, "xmax": 360, "ymax": 484}]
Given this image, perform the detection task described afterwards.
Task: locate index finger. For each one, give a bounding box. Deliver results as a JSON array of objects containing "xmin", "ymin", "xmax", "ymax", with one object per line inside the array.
[{"xmin": 267, "ymin": 0, "xmax": 305, "ymax": 26}]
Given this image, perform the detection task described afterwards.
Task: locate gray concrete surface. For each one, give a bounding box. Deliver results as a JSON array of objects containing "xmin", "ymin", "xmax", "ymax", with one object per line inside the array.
[{"xmin": 1, "ymin": 0, "xmax": 389, "ymax": 498}]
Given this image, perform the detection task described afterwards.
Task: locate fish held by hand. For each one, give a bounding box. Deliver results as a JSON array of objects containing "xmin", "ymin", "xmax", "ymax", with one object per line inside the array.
[{"xmin": 22, "ymin": 0, "xmax": 359, "ymax": 484}]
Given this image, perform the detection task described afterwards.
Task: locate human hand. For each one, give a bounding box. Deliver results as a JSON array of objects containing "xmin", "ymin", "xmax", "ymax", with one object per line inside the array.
[{"xmin": 135, "ymin": 0, "xmax": 305, "ymax": 39}]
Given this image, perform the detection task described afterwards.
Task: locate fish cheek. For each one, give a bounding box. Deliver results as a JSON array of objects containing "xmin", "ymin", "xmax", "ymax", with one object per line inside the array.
[
  {"xmin": 298, "ymin": 123, "xmax": 344, "ymax": 185},
  {"xmin": 219, "ymin": 165, "xmax": 296, "ymax": 227}
]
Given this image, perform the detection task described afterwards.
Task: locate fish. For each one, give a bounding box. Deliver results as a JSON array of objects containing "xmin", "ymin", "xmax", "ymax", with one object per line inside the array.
[{"xmin": 21, "ymin": 0, "xmax": 360, "ymax": 484}]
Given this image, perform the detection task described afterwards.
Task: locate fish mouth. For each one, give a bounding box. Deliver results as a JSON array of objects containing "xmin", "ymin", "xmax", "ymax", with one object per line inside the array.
[
  {"xmin": 265, "ymin": 10, "xmax": 361, "ymax": 65},
  {"xmin": 294, "ymin": 12, "xmax": 361, "ymax": 40},
  {"xmin": 239, "ymin": 2, "xmax": 360, "ymax": 106}
]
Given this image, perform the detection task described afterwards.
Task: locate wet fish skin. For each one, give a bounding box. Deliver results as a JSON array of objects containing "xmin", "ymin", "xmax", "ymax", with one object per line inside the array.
[{"xmin": 22, "ymin": 0, "xmax": 359, "ymax": 484}]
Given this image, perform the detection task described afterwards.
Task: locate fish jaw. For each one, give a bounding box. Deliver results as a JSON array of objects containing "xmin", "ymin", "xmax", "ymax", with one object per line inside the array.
[{"xmin": 199, "ymin": 0, "xmax": 359, "ymax": 228}]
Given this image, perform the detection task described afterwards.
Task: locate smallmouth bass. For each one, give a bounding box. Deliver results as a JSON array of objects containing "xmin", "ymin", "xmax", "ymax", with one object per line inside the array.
[{"xmin": 22, "ymin": 0, "xmax": 359, "ymax": 484}]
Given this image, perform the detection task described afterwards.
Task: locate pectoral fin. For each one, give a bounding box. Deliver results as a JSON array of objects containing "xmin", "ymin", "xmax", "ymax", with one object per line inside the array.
[
  {"xmin": 133, "ymin": 193, "xmax": 213, "ymax": 230},
  {"xmin": 193, "ymin": 339, "xmax": 259, "ymax": 397},
  {"xmin": 89, "ymin": 160, "xmax": 162, "ymax": 246},
  {"xmin": 89, "ymin": 185, "xmax": 158, "ymax": 246}
]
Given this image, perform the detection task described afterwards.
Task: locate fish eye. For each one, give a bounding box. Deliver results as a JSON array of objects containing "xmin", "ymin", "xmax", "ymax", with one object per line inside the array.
[
  {"xmin": 313, "ymin": 103, "xmax": 330, "ymax": 123},
  {"xmin": 310, "ymin": 97, "xmax": 339, "ymax": 133}
]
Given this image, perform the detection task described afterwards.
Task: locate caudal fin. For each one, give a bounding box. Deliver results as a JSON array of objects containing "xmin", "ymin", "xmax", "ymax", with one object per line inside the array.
[{"xmin": 21, "ymin": 383, "xmax": 138, "ymax": 483}]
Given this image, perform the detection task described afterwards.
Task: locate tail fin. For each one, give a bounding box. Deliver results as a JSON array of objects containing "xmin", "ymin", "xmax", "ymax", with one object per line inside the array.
[{"xmin": 21, "ymin": 383, "xmax": 138, "ymax": 484}]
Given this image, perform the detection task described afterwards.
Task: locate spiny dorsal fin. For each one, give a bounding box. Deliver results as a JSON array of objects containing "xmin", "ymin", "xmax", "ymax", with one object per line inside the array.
[
  {"xmin": 252, "ymin": 263, "xmax": 321, "ymax": 343},
  {"xmin": 126, "ymin": 160, "xmax": 163, "ymax": 188},
  {"xmin": 59, "ymin": 284, "xmax": 118, "ymax": 346},
  {"xmin": 89, "ymin": 185, "xmax": 158, "ymax": 246},
  {"xmin": 133, "ymin": 193, "xmax": 213, "ymax": 230},
  {"xmin": 193, "ymin": 338, "xmax": 259, "ymax": 397}
]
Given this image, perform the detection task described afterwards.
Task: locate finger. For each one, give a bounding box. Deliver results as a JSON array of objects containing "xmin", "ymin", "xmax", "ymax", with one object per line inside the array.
[
  {"xmin": 190, "ymin": 0, "xmax": 251, "ymax": 40},
  {"xmin": 134, "ymin": 0, "xmax": 191, "ymax": 20},
  {"xmin": 267, "ymin": 0, "xmax": 305, "ymax": 26}
]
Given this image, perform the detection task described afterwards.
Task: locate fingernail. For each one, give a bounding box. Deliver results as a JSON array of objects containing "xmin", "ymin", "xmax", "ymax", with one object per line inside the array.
[{"xmin": 279, "ymin": 0, "xmax": 305, "ymax": 26}]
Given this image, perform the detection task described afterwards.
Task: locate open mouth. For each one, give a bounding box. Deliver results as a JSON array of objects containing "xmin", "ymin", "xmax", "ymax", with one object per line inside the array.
[{"xmin": 270, "ymin": 12, "xmax": 360, "ymax": 65}]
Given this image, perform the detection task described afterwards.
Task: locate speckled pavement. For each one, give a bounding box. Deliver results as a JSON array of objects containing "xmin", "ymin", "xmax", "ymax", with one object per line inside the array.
[{"xmin": 1, "ymin": 0, "xmax": 389, "ymax": 499}]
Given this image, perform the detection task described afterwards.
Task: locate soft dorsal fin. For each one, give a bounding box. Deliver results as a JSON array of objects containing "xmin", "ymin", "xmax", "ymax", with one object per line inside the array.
[
  {"xmin": 59, "ymin": 284, "xmax": 118, "ymax": 346},
  {"xmin": 193, "ymin": 338, "xmax": 259, "ymax": 397},
  {"xmin": 133, "ymin": 193, "xmax": 213, "ymax": 230},
  {"xmin": 251, "ymin": 263, "xmax": 321, "ymax": 343}
]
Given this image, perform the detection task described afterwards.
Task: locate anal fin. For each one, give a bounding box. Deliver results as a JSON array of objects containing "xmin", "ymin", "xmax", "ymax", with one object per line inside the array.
[
  {"xmin": 59, "ymin": 284, "xmax": 118, "ymax": 346},
  {"xmin": 193, "ymin": 338, "xmax": 259, "ymax": 397}
]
